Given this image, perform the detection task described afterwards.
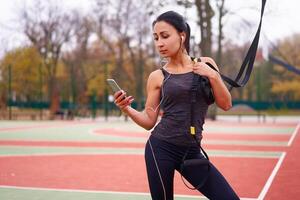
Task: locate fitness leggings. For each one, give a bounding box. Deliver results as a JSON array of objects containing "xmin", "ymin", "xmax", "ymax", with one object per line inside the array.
[{"xmin": 145, "ymin": 135, "xmax": 240, "ymax": 200}]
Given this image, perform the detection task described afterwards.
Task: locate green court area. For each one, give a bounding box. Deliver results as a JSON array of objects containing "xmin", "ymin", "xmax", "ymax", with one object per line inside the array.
[{"xmin": 0, "ymin": 187, "xmax": 207, "ymax": 200}]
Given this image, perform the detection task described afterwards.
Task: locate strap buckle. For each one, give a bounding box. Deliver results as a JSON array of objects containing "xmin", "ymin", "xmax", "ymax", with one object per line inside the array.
[{"xmin": 190, "ymin": 126, "xmax": 196, "ymax": 135}]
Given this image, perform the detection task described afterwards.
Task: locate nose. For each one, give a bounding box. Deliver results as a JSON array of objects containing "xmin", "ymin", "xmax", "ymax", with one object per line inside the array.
[{"xmin": 155, "ymin": 38, "xmax": 164, "ymax": 48}]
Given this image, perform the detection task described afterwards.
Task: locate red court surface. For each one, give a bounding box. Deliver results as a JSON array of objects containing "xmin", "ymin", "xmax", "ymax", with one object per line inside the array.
[
  {"xmin": 264, "ymin": 123, "xmax": 300, "ymax": 200},
  {"xmin": 0, "ymin": 120, "xmax": 299, "ymax": 200},
  {"xmin": 0, "ymin": 154, "xmax": 278, "ymax": 198}
]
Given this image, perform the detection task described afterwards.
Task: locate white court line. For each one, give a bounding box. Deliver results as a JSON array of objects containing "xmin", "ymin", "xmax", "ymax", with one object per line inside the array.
[
  {"xmin": 257, "ymin": 152, "xmax": 286, "ymax": 200},
  {"xmin": 0, "ymin": 121, "xmax": 97, "ymax": 132},
  {"xmin": 287, "ymin": 122, "xmax": 300, "ymax": 146},
  {"xmin": 88, "ymin": 128, "xmax": 97, "ymax": 135},
  {"xmin": 0, "ymin": 151, "xmax": 144, "ymax": 157},
  {"xmin": 0, "ymin": 185, "xmax": 256, "ymax": 200},
  {"xmin": 0, "ymin": 149, "xmax": 283, "ymax": 158},
  {"xmin": 0, "ymin": 185, "xmax": 202, "ymax": 198}
]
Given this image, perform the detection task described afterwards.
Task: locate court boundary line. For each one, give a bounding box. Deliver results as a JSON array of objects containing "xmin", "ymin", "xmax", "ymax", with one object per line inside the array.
[
  {"xmin": 0, "ymin": 149, "xmax": 283, "ymax": 159},
  {"xmin": 287, "ymin": 122, "xmax": 300, "ymax": 146},
  {"xmin": 257, "ymin": 152, "xmax": 286, "ymax": 200},
  {"xmin": 0, "ymin": 185, "xmax": 256, "ymax": 200},
  {"xmin": 0, "ymin": 121, "xmax": 98, "ymax": 132},
  {"xmin": 90, "ymin": 127, "xmax": 294, "ymax": 147}
]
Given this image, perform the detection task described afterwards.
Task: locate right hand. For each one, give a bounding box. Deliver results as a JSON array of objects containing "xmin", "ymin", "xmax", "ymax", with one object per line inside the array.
[{"xmin": 114, "ymin": 90, "xmax": 134, "ymax": 112}]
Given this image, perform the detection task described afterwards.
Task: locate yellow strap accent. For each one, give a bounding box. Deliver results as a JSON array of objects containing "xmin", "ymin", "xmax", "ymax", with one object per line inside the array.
[
  {"xmin": 190, "ymin": 126, "xmax": 196, "ymax": 135},
  {"xmin": 193, "ymin": 57, "xmax": 198, "ymax": 64}
]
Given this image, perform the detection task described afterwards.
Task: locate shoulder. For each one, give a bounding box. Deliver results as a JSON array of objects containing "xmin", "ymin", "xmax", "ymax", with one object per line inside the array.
[
  {"xmin": 147, "ymin": 69, "xmax": 164, "ymax": 89},
  {"xmin": 148, "ymin": 69, "xmax": 164, "ymax": 81}
]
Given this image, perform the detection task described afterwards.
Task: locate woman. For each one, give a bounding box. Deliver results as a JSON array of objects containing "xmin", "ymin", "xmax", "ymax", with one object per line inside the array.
[{"xmin": 113, "ymin": 11, "xmax": 239, "ymax": 200}]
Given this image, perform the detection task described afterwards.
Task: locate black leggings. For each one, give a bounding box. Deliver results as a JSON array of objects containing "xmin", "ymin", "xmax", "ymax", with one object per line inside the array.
[{"xmin": 145, "ymin": 135, "xmax": 240, "ymax": 200}]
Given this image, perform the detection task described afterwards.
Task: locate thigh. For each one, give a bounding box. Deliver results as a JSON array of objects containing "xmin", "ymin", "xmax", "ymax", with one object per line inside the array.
[
  {"xmin": 145, "ymin": 138, "xmax": 176, "ymax": 200},
  {"xmin": 181, "ymin": 161, "xmax": 240, "ymax": 200}
]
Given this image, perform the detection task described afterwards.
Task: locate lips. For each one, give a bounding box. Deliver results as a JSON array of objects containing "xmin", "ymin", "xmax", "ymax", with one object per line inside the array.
[{"xmin": 159, "ymin": 50, "xmax": 168, "ymax": 54}]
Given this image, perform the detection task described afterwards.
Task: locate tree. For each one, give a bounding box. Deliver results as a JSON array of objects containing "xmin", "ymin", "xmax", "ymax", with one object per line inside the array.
[
  {"xmin": 195, "ymin": 0, "xmax": 214, "ymax": 56},
  {"xmin": 61, "ymin": 11, "xmax": 95, "ymax": 113},
  {"xmin": 93, "ymin": 0, "xmax": 130, "ymax": 86},
  {"xmin": 123, "ymin": 0, "xmax": 163, "ymax": 110},
  {"xmin": 176, "ymin": 0, "xmax": 194, "ymax": 18},
  {"xmin": 93, "ymin": 0, "xmax": 165, "ymax": 110},
  {"xmin": 19, "ymin": 0, "xmax": 73, "ymax": 116},
  {"xmin": 0, "ymin": 46, "xmax": 43, "ymax": 103},
  {"xmin": 215, "ymin": 0, "xmax": 227, "ymax": 65}
]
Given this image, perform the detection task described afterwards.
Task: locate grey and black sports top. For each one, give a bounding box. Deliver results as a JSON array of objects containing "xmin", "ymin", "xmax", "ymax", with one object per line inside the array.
[{"xmin": 151, "ymin": 68, "xmax": 209, "ymax": 146}]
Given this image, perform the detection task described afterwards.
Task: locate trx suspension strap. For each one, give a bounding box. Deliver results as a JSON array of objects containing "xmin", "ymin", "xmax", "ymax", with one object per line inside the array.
[
  {"xmin": 181, "ymin": 0, "xmax": 267, "ymax": 190},
  {"xmin": 180, "ymin": 72, "xmax": 211, "ymax": 190},
  {"xmin": 212, "ymin": 0, "xmax": 267, "ymax": 90}
]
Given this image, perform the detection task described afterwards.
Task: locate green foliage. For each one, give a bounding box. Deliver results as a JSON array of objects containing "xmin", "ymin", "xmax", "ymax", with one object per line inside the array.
[
  {"xmin": 270, "ymin": 33, "xmax": 300, "ymax": 101},
  {"xmin": 0, "ymin": 46, "xmax": 44, "ymax": 101}
]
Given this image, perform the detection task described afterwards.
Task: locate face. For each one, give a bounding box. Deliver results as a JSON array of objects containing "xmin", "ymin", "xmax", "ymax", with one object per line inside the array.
[{"xmin": 153, "ymin": 21, "xmax": 184, "ymax": 57}]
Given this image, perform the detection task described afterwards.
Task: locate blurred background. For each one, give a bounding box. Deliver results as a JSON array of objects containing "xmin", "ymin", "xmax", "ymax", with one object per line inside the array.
[{"xmin": 0, "ymin": 0, "xmax": 299, "ymax": 121}]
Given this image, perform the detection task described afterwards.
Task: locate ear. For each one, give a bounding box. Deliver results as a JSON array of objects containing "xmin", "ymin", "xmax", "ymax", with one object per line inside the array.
[{"xmin": 180, "ymin": 33, "xmax": 186, "ymax": 43}]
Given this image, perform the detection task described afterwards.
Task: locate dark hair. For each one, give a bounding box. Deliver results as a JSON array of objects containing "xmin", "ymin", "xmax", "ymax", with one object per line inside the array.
[{"xmin": 152, "ymin": 11, "xmax": 191, "ymax": 54}]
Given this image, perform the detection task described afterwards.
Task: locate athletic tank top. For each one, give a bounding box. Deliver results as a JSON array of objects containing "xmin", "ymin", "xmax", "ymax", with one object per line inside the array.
[{"xmin": 151, "ymin": 68, "xmax": 209, "ymax": 146}]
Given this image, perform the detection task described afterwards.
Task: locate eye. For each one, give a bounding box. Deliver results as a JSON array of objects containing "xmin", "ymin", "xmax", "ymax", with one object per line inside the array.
[
  {"xmin": 153, "ymin": 36, "xmax": 158, "ymax": 41},
  {"xmin": 161, "ymin": 34, "xmax": 169, "ymax": 39}
]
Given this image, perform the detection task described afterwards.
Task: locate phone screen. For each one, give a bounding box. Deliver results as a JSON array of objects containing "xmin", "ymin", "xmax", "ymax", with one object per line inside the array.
[{"xmin": 106, "ymin": 79, "xmax": 122, "ymax": 93}]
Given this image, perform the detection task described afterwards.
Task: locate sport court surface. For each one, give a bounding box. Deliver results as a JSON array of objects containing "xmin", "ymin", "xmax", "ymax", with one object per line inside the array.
[{"xmin": 0, "ymin": 116, "xmax": 299, "ymax": 200}]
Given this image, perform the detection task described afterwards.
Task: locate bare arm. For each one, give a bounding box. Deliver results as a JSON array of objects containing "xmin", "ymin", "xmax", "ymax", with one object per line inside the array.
[
  {"xmin": 114, "ymin": 70, "xmax": 163, "ymax": 130},
  {"xmin": 193, "ymin": 57, "xmax": 232, "ymax": 111},
  {"xmin": 208, "ymin": 71, "xmax": 232, "ymax": 111}
]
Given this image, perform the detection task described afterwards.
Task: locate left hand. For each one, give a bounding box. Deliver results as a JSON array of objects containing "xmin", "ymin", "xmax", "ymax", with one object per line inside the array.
[
  {"xmin": 114, "ymin": 90, "xmax": 134, "ymax": 113},
  {"xmin": 192, "ymin": 60, "xmax": 217, "ymax": 79}
]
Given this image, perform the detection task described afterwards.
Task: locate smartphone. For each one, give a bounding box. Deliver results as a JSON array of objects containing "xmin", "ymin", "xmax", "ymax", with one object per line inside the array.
[{"xmin": 106, "ymin": 79, "xmax": 122, "ymax": 93}]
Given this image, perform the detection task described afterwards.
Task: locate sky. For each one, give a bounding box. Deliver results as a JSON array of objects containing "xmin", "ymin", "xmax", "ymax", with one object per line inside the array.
[{"xmin": 1, "ymin": 0, "xmax": 300, "ymax": 59}]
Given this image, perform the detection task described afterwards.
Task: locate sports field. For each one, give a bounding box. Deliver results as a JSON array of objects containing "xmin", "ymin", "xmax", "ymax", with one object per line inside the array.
[{"xmin": 0, "ymin": 116, "xmax": 299, "ymax": 200}]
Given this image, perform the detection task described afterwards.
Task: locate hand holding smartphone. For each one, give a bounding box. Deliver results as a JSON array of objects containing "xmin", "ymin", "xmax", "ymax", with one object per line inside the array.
[{"xmin": 106, "ymin": 78, "xmax": 134, "ymax": 111}]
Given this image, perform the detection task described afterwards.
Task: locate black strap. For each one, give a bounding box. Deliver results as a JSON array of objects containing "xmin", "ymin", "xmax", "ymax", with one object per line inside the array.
[
  {"xmin": 182, "ymin": 1, "xmax": 267, "ymax": 190},
  {"xmin": 269, "ymin": 55, "xmax": 300, "ymax": 75},
  {"xmin": 190, "ymin": 74, "xmax": 200, "ymax": 140},
  {"xmin": 190, "ymin": 74, "xmax": 209, "ymax": 160},
  {"xmin": 160, "ymin": 67, "xmax": 168, "ymax": 77},
  {"xmin": 180, "ymin": 73, "xmax": 211, "ymax": 190},
  {"xmin": 180, "ymin": 145, "xmax": 210, "ymax": 190},
  {"xmin": 204, "ymin": 0, "xmax": 267, "ymax": 91},
  {"xmin": 230, "ymin": 0, "xmax": 267, "ymax": 89}
]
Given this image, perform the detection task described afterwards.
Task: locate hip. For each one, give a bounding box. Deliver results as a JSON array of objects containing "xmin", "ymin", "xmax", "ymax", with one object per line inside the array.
[{"xmin": 145, "ymin": 135, "xmax": 204, "ymax": 163}]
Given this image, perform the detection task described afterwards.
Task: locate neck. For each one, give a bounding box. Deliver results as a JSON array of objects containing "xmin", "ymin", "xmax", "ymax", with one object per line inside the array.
[{"xmin": 167, "ymin": 52, "xmax": 191, "ymax": 70}]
